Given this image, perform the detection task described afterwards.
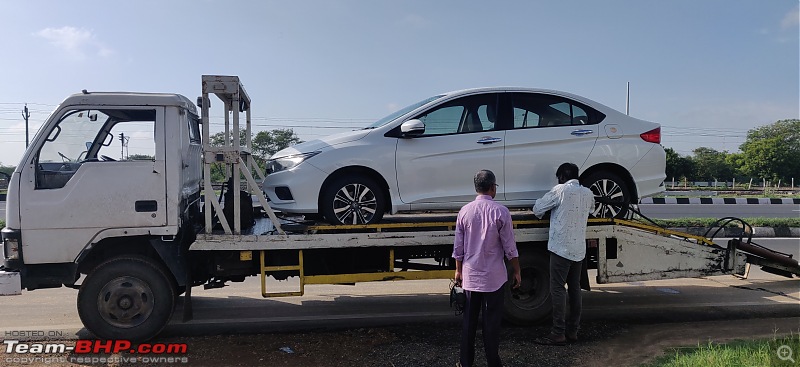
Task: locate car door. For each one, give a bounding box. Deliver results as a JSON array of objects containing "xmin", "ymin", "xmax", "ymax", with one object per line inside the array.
[
  {"xmin": 395, "ymin": 93, "xmax": 504, "ymax": 207},
  {"xmin": 17, "ymin": 106, "xmax": 167, "ymax": 264},
  {"xmin": 503, "ymin": 92, "xmax": 599, "ymax": 202}
]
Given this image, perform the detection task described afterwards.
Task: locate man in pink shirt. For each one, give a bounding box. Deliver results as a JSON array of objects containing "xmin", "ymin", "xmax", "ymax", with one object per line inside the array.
[{"xmin": 453, "ymin": 170, "xmax": 521, "ymax": 367}]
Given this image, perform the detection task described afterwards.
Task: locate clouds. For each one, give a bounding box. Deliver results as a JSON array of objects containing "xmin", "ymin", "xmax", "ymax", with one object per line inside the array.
[
  {"xmin": 781, "ymin": 5, "xmax": 799, "ymax": 29},
  {"xmin": 34, "ymin": 26, "xmax": 114, "ymax": 60}
]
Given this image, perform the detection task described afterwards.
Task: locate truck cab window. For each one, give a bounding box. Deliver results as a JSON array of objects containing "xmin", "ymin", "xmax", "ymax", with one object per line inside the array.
[{"xmin": 36, "ymin": 109, "xmax": 157, "ymax": 189}]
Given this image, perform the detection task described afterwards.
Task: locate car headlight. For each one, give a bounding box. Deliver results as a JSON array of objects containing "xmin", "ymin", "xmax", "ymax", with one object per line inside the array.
[{"xmin": 265, "ymin": 151, "xmax": 320, "ymax": 174}]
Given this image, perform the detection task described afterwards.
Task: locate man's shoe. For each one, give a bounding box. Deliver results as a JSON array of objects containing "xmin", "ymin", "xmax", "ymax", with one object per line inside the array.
[{"xmin": 566, "ymin": 331, "xmax": 578, "ymax": 342}]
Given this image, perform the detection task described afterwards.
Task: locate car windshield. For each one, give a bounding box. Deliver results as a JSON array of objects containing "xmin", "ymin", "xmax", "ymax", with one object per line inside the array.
[{"xmin": 364, "ymin": 94, "xmax": 446, "ymax": 129}]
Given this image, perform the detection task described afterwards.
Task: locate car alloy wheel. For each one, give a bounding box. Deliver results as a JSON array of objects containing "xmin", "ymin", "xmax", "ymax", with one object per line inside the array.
[
  {"xmin": 322, "ymin": 175, "xmax": 386, "ymax": 225},
  {"xmin": 583, "ymin": 171, "xmax": 631, "ymax": 219},
  {"xmin": 333, "ymin": 183, "xmax": 378, "ymax": 224}
]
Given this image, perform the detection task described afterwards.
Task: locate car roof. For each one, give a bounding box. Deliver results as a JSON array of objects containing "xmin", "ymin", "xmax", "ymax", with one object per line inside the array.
[{"xmin": 436, "ymin": 87, "xmax": 618, "ymax": 115}]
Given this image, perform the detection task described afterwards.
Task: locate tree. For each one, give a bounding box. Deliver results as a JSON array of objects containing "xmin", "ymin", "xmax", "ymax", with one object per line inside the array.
[
  {"xmin": 664, "ymin": 148, "xmax": 695, "ymax": 181},
  {"xmin": 738, "ymin": 119, "xmax": 800, "ymax": 182},
  {"xmin": 691, "ymin": 147, "xmax": 735, "ymax": 181},
  {"xmin": 252, "ymin": 129, "xmax": 302, "ymax": 163},
  {"xmin": 207, "ymin": 129, "xmax": 302, "ymax": 182}
]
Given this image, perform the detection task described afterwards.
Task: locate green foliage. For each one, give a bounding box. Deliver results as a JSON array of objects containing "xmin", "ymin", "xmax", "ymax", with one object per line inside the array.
[
  {"xmin": 651, "ymin": 217, "xmax": 800, "ymax": 228},
  {"xmin": 208, "ymin": 129, "xmax": 302, "ymax": 183},
  {"xmin": 0, "ymin": 219, "xmax": 4, "ymax": 228},
  {"xmin": 691, "ymin": 147, "xmax": 735, "ymax": 181},
  {"xmin": 0, "ymin": 164, "xmax": 14, "ymax": 177},
  {"xmin": 738, "ymin": 119, "xmax": 800, "ymax": 182},
  {"xmin": 646, "ymin": 334, "xmax": 800, "ymax": 367},
  {"xmin": 665, "ymin": 148, "xmax": 695, "ymax": 180}
]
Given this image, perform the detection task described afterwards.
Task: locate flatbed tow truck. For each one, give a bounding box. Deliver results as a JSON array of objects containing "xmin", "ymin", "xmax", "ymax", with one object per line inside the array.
[{"xmin": 2, "ymin": 76, "xmax": 798, "ymax": 341}]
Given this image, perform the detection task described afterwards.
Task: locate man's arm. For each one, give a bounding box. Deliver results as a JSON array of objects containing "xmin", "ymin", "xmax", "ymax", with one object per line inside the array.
[
  {"xmin": 508, "ymin": 257, "xmax": 521, "ymax": 289},
  {"xmin": 453, "ymin": 214, "xmax": 465, "ymax": 285},
  {"xmin": 533, "ymin": 188, "xmax": 560, "ymax": 218}
]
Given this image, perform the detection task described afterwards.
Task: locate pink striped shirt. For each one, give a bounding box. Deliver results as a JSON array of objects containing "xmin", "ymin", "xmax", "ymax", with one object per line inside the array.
[{"xmin": 453, "ymin": 195, "xmax": 519, "ymax": 292}]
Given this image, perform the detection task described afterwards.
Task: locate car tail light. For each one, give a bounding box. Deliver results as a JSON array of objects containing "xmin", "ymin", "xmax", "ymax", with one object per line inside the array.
[{"xmin": 640, "ymin": 127, "xmax": 661, "ymax": 144}]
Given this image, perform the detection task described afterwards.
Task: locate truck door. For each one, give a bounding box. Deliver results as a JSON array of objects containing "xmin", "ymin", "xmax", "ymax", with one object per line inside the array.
[{"xmin": 18, "ymin": 106, "xmax": 167, "ymax": 264}]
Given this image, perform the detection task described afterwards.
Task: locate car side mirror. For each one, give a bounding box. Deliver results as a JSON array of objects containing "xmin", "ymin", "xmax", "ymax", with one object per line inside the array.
[{"xmin": 400, "ymin": 119, "xmax": 425, "ymax": 138}]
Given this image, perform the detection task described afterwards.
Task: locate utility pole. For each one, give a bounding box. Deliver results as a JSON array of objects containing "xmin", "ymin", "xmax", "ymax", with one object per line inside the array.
[
  {"xmin": 625, "ymin": 82, "xmax": 630, "ymax": 116},
  {"xmin": 22, "ymin": 104, "xmax": 30, "ymax": 148},
  {"xmin": 119, "ymin": 133, "xmax": 127, "ymax": 159}
]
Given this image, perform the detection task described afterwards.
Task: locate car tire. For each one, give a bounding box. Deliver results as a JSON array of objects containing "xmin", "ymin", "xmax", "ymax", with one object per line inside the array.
[
  {"xmin": 321, "ymin": 175, "xmax": 385, "ymax": 225},
  {"xmin": 503, "ymin": 251, "xmax": 551, "ymax": 325},
  {"xmin": 77, "ymin": 256, "xmax": 176, "ymax": 341},
  {"xmin": 583, "ymin": 171, "xmax": 632, "ymax": 219}
]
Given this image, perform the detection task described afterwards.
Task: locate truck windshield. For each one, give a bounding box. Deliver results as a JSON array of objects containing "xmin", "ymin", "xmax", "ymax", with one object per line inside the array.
[{"xmin": 364, "ymin": 95, "xmax": 445, "ymax": 129}]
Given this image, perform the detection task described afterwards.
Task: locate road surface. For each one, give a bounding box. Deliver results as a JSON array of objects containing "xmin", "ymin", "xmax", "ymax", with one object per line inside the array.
[
  {"xmin": 638, "ymin": 203, "xmax": 799, "ymax": 219},
  {"xmin": 0, "ymin": 239, "xmax": 797, "ymax": 339}
]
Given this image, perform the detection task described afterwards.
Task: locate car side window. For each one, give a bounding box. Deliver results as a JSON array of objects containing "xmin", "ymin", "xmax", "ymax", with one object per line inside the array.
[
  {"xmin": 415, "ymin": 94, "xmax": 498, "ymax": 137},
  {"xmin": 511, "ymin": 93, "xmax": 598, "ymax": 129}
]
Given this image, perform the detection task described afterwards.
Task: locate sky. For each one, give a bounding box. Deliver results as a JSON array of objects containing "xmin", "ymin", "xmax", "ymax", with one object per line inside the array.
[{"xmin": 0, "ymin": 0, "xmax": 797, "ymax": 166}]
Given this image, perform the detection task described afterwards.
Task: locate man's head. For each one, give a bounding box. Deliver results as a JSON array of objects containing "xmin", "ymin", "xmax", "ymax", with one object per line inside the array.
[
  {"xmin": 555, "ymin": 163, "xmax": 579, "ymax": 184},
  {"xmin": 474, "ymin": 169, "xmax": 497, "ymax": 198}
]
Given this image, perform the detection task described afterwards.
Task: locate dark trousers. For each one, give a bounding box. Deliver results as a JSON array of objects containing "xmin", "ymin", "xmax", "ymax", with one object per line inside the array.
[
  {"xmin": 460, "ymin": 286, "xmax": 504, "ymax": 367},
  {"xmin": 549, "ymin": 252, "xmax": 582, "ymax": 336}
]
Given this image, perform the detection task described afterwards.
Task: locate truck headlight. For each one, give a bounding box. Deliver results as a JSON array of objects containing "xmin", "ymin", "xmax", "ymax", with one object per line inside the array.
[
  {"xmin": 265, "ymin": 151, "xmax": 320, "ymax": 174},
  {"xmin": 3, "ymin": 238, "xmax": 19, "ymax": 260}
]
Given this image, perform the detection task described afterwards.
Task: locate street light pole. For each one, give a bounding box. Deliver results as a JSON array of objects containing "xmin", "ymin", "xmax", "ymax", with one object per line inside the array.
[{"xmin": 22, "ymin": 104, "xmax": 30, "ymax": 148}]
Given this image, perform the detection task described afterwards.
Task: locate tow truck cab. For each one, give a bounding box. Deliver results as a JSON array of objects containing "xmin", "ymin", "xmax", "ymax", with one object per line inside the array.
[{"xmin": 2, "ymin": 92, "xmax": 202, "ymax": 291}]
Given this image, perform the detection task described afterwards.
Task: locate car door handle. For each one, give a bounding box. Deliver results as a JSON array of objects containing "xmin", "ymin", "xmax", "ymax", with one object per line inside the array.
[
  {"xmin": 571, "ymin": 129, "xmax": 593, "ymax": 136},
  {"xmin": 477, "ymin": 137, "xmax": 503, "ymax": 144}
]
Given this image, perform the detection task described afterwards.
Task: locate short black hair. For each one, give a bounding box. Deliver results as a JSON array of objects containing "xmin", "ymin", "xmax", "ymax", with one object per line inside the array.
[
  {"xmin": 556, "ymin": 162, "xmax": 579, "ymax": 181},
  {"xmin": 474, "ymin": 170, "xmax": 496, "ymax": 193}
]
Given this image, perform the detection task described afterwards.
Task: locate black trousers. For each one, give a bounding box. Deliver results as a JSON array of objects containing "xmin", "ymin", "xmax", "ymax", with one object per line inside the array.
[
  {"xmin": 549, "ymin": 252, "xmax": 583, "ymax": 336},
  {"xmin": 460, "ymin": 286, "xmax": 505, "ymax": 367}
]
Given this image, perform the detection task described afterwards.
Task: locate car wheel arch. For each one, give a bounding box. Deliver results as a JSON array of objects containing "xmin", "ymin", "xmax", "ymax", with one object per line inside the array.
[
  {"xmin": 579, "ymin": 163, "xmax": 638, "ymax": 199},
  {"xmin": 318, "ymin": 166, "xmax": 393, "ymax": 213}
]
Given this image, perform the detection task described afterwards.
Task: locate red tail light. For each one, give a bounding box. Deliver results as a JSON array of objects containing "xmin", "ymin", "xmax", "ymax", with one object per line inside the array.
[{"xmin": 640, "ymin": 127, "xmax": 661, "ymax": 144}]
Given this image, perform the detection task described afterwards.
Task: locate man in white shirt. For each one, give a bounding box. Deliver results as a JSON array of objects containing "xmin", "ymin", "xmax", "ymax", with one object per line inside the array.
[{"xmin": 532, "ymin": 162, "xmax": 595, "ymax": 346}]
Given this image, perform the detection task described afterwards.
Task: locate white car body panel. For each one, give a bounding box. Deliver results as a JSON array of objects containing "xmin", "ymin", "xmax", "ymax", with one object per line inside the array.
[
  {"xmin": 504, "ymin": 125, "xmax": 598, "ymax": 201},
  {"xmin": 396, "ymin": 130, "xmax": 505, "ymax": 205}
]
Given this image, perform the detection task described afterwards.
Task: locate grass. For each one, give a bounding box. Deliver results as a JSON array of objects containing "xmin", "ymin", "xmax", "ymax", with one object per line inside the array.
[
  {"xmin": 651, "ymin": 217, "xmax": 800, "ymax": 228},
  {"xmin": 646, "ymin": 334, "xmax": 800, "ymax": 367}
]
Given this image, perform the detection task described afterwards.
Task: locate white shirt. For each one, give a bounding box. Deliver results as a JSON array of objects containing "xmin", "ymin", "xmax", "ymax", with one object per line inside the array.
[{"xmin": 532, "ymin": 179, "xmax": 595, "ymax": 261}]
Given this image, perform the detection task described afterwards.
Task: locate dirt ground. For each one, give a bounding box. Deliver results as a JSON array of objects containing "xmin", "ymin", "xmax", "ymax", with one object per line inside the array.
[{"xmin": 4, "ymin": 317, "xmax": 798, "ymax": 367}]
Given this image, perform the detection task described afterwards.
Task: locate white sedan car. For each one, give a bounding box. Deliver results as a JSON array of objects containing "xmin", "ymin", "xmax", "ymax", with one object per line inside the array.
[{"xmin": 263, "ymin": 87, "xmax": 665, "ymax": 225}]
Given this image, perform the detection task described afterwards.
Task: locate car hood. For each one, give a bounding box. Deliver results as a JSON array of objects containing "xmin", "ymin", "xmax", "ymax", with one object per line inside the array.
[{"xmin": 269, "ymin": 129, "xmax": 372, "ymax": 159}]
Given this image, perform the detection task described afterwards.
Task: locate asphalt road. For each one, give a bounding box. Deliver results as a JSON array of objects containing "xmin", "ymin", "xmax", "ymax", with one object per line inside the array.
[
  {"xmin": 0, "ymin": 239, "xmax": 797, "ymax": 340},
  {"xmin": 638, "ymin": 203, "xmax": 800, "ymax": 219}
]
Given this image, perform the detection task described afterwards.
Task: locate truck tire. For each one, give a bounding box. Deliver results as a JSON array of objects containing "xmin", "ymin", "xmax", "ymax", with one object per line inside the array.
[
  {"xmin": 77, "ymin": 256, "xmax": 176, "ymax": 341},
  {"xmin": 321, "ymin": 175, "xmax": 385, "ymax": 225},
  {"xmin": 503, "ymin": 252, "xmax": 551, "ymax": 325}
]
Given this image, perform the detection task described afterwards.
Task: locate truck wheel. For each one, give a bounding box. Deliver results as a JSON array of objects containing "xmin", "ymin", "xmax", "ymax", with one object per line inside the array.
[
  {"xmin": 583, "ymin": 171, "xmax": 631, "ymax": 219},
  {"xmin": 77, "ymin": 256, "xmax": 176, "ymax": 341},
  {"xmin": 503, "ymin": 252, "xmax": 551, "ymax": 325},
  {"xmin": 321, "ymin": 175, "xmax": 385, "ymax": 225}
]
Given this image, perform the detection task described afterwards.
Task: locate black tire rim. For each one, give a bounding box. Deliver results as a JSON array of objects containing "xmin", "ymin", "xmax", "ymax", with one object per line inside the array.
[
  {"xmin": 96, "ymin": 276, "xmax": 154, "ymax": 329},
  {"xmin": 332, "ymin": 183, "xmax": 378, "ymax": 224},
  {"xmin": 589, "ymin": 178, "xmax": 626, "ymax": 218},
  {"xmin": 509, "ymin": 268, "xmax": 547, "ymax": 310}
]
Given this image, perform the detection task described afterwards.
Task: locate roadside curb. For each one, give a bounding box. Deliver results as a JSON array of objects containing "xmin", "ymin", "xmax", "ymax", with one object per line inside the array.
[
  {"xmin": 666, "ymin": 226, "xmax": 800, "ymax": 238},
  {"xmin": 641, "ymin": 197, "xmax": 800, "ymax": 204}
]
